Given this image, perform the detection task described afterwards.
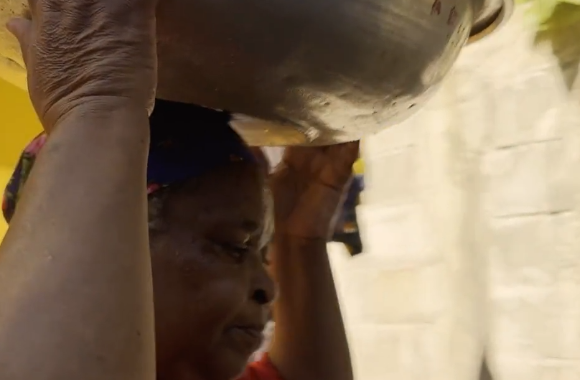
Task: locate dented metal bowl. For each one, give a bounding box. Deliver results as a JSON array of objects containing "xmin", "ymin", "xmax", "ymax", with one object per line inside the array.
[{"xmin": 0, "ymin": 0, "xmax": 512, "ymax": 145}]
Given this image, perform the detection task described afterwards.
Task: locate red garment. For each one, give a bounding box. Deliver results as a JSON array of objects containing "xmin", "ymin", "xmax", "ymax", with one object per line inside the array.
[{"xmin": 238, "ymin": 355, "xmax": 283, "ymax": 380}]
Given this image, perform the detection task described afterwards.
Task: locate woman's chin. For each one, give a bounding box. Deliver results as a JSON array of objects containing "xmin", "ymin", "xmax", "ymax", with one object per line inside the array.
[
  {"xmin": 198, "ymin": 349, "xmax": 252, "ymax": 380},
  {"xmin": 158, "ymin": 355, "xmax": 248, "ymax": 380},
  {"xmin": 218, "ymin": 349, "xmax": 253, "ymax": 379}
]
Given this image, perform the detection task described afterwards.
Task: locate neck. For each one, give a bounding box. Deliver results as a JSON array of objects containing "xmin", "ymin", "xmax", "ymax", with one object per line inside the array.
[{"xmin": 157, "ymin": 362, "xmax": 206, "ymax": 380}]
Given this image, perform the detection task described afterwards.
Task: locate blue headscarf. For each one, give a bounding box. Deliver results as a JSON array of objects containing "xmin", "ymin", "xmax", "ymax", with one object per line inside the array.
[{"xmin": 3, "ymin": 99, "xmax": 255, "ymax": 223}]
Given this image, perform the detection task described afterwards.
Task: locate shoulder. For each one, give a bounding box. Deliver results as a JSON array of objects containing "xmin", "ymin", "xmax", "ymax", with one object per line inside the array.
[{"xmin": 237, "ymin": 354, "xmax": 284, "ymax": 380}]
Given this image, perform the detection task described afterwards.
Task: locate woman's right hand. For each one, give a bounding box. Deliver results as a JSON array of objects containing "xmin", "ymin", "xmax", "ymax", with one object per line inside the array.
[{"xmin": 6, "ymin": 0, "xmax": 158, "ymax": 132}]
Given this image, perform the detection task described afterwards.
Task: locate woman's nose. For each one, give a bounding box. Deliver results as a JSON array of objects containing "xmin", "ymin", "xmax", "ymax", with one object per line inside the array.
[{"xmin": 250, "ymin": 262, "xmax": 276, "ymax": 306}]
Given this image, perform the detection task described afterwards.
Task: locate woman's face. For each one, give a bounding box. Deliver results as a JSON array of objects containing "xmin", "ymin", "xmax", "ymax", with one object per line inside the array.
[{"xmin": 148, "ymin": 160, "xmax": 275, "ymax": 380}]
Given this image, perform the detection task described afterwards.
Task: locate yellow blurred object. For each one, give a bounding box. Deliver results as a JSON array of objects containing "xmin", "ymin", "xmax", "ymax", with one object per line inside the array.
[
  {"xmin": 0, "ymin": 79, "xmax": 42, "ymax": 241},
  {"xmin": 353, "ymin": 158, "xmax": 364, "ymax": 175},
  {"xmin": 0, "ymin": 166, "xmax": 12, "ymax": 238}
]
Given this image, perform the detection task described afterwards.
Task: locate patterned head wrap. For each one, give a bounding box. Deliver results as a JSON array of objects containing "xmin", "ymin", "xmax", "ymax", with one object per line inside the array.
[{"xmin": 2, "ymin": 99, "xmax": 255, "ymax": 223}]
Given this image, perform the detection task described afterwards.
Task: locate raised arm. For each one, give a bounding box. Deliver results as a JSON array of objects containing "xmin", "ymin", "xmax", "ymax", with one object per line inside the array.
[
  {"xmin": 268, "ymin": 143, "xmax": 359, "ymax": 380},
  {"xmin": 0, "ymin": 1, "xmax": 158, "ymax": 379}
]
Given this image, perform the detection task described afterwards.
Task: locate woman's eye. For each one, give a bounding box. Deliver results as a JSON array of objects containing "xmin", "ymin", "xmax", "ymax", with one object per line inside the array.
[{"xmin": 217, "ymin": 242, "xmax": 250, "ymax": 259}]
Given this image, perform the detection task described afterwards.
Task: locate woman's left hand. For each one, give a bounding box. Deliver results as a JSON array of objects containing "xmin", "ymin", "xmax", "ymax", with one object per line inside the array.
[
  {"xmin": 267, "ymin": 142, "xmax": 358, "ymax": 380},
  {"xmin": 269, "ymin": 141, "xmax": 359, "ymax": 240}
]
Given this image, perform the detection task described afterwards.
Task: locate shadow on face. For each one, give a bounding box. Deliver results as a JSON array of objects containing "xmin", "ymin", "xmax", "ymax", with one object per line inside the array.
[{"xmin": 148, "ymin": 159, "xmax": 275, "ymax": 380}]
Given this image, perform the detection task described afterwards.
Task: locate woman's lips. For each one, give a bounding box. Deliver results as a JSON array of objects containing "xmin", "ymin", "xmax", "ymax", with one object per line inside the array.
[{"xmin": 228, "ymin": 325, "xmax": 265, "ymax": 353}]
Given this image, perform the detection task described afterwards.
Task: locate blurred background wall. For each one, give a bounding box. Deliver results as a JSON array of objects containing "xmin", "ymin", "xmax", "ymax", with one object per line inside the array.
[{"xmin": 329, "ymin": 4, "xmax": 580, "ymax": 380}]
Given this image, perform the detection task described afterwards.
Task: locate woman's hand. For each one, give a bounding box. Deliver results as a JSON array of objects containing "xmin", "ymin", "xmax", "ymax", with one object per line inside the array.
[
  {"xmin": 268, "ymin": 143, "xmax": 359, "ymax": 380},
  {"xmin": 269, "ymin": 142, "xmax": 360, "ymax": 240},
  {"xmin": 6, "ymin": 0, "xmax": 158, "ymax": 131}
]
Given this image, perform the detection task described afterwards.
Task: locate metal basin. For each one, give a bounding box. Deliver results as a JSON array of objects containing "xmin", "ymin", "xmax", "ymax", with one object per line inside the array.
[{"xmin": 0, "ymin": 0, "xmax": 512, "ymax": 145}]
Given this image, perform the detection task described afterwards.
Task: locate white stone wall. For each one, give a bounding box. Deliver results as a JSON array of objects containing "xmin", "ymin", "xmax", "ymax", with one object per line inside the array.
[{"xmin": 329, "ymin": 6, "xmax": 580, "ymax": 380}]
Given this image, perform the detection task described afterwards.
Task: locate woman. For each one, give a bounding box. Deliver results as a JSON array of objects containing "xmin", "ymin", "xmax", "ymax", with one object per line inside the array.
[{"xmin": 0, "ymin": 1, "xmax": 357, "ymax": 380}]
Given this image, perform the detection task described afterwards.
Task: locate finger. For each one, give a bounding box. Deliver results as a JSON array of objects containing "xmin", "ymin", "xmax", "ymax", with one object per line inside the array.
[
  {"xmin": 26, "ymin": 0, "xmax": 38, "ymax": 16},
  {"xmin": 344, "ymin": 141, "xmax": 360, "ymax": 165},
  {"xmin": 281, "ymin": 146, "xmax": 313, "ymax": 171},
  {"xmin": 342, "ymin": 141, "xmax": 360, "ymax": 161},
  {"xmin": 6, "ymin": 18, "xmax": 32, "ymax": 66},
  {"xmin": 328, "ymin": 141, "xmax": 360, "ymax": 167},
  {"xmin": 318, "ymin": 142, "xmax": 359, "ymax": 186}
]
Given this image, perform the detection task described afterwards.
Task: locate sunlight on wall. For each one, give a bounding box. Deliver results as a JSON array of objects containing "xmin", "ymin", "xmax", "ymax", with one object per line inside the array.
[{"xmin": 0, "ymin": 79, "xmax": 41, "ymax": 240}]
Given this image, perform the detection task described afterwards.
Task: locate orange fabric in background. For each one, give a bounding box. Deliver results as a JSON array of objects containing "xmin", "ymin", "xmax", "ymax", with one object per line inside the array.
[{"xmin": 238, "ymin": 356, "xmax": 283, "ymax": 380}]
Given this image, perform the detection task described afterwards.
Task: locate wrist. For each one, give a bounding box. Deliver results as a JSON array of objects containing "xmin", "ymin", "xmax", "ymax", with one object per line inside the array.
[
  {"xmin": 50, "ymin": 96, "xmax": 150, "ymax": 136},
  {"xmin": 281, "ymin": 183, "xmax": 342, "ymax": 239},
  {"xmin": 44, "ymin": 98, "xmax": 151, "ymax": 172},
  {"xmin": 273, "ymin": 232, "xmax": 327, "ymax": 249}
]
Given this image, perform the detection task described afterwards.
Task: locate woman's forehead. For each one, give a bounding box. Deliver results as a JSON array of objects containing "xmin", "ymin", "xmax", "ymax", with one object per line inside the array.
[
  {"xmin": 204, "ymin": 183, "xmax": 274, "ymax": 246},
  {"xmin": 162, "ymin": 164, "xmax": 273, "ymax": 242}
]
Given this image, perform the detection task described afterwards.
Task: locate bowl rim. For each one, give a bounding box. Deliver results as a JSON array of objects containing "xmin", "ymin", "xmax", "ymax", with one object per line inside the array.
[{"xmin": 467, "ymin": 0, "xmax": 515, "ymax": 44}]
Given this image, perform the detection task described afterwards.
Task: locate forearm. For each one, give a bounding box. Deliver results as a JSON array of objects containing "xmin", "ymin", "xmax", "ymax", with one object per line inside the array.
[
  {"xmin": 268, "ymin": 235, "xmax": 352, "ymax": 380},
  {"xmin": 0, "ymin": 103, "xmax": 155, "ymax": 380}
]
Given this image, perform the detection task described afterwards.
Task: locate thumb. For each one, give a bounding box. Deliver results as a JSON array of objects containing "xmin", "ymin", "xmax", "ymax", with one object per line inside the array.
[{"xmin": 6, "ymin": 18, "xmax": 32, "ymax": 66}]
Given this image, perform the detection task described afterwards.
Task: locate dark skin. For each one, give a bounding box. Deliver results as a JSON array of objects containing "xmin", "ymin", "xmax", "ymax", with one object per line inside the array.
[
  {"xmin": 0, "ymin": 0, "xmax": 357, "ymax": 378},
  {"xmin": 150, "ymin": 161, "xmax": 275, "ymax": 380},
  {"xmin": 0, "ymin": 124, "xmax": 356, "ymax": 380},
  {"xmin": 150, "ymin": 143, "xmax": 358, "ymax": 380},
  {"xmin": 268, "ymin": 144, "xmax": 358, "ymax": 380}
]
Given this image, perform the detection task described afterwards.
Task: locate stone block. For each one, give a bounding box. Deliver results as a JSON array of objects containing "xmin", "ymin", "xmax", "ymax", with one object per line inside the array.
[
  {"xmin": 482, "ymin": 144, "xmax": 549, "ymax": 216},
  {"xmin": 491, "ymin": 72, "xmax": 566, "ymax": 149},
  {"xmin": 364, "ymin": 119, "xmax": 417, "ymax": 157},
  {"xmin": 491, "ymin": 359, "xmax": 540, "ymax": 380},
  {"xmin": 450, "ymin": 70, "xmax": 495, "ymax": 153},
  {"xmin": 488, "ymin": 213, "xmax": 580, "ymax": 288},
  {"xmin": 550, "ymin": 213, "xmax": 580, "ymax": 285},
  {"xmin": 347, "ymin": 324, "xmax": 441, "ymax": 380},
  {"xmin": 363, "ymin": 147, "xmax": 417, "ymax": 206},
  {"xmin": 489, "ymin": 284, "xmax": 580, "ymax": 362},
  {"xmin": 516, "ymin": 72, "xmax": 567, "ymax": 137},
  {"xmin": 489, "ymin": 215, "xmax": 553, "ymax": 288},
  {"xmin": 546, "ymin": 138, "xmax": 580, "ymax": 212},
  {"xmin": 348, "ymin": 321, "xmax": 484, "ymax": 380},
  {"xmin": 327, "ymin": 242, "xmax": 356, "ymax": 272},
  {"xmin": 357, "ymin": 204, "xmax": 438, "ymax": 266},
  {"xmin": 489, "ymin": 84, "xmax": 518, "ymax": 147},
  {"xmin": 336, "ymin": 263, "xmax": 447, "ymax": 325},
  {"xmin": 537, "ymin": 363, "xmax": 580, "ymax": 380}
]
